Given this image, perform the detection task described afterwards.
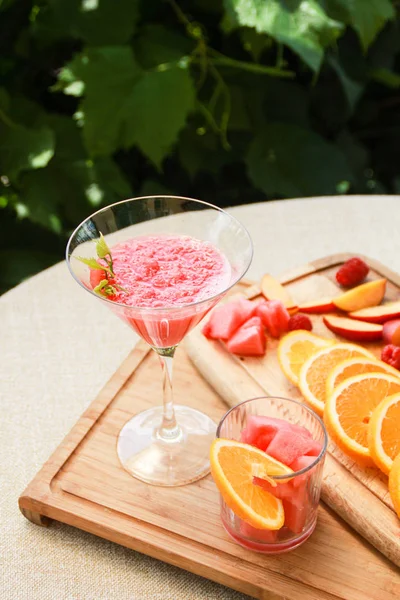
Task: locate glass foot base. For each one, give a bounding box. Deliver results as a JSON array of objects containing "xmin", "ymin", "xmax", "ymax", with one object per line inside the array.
[{"xmin": 117, "ymin": 405, "xmax": 217, "ymax": 486}]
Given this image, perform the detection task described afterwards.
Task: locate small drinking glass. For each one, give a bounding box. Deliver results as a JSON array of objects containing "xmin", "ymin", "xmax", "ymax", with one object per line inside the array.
[{"xmin": 216, "ymin": 396, "xmax": 328, "ymax": 553}]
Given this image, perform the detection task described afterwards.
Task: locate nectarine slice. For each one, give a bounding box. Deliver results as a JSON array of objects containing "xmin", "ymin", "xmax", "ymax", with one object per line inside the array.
[
  {"xmin": 349, "ymin": 301, "xmax": 400, "ymax": 324},
  {"xmin": 260, "ymin": 274, "xmax": 297, "ymax": 312},
  {"xmin": 298, "ymin": 297, "xmax": 335, "ymax": 314},
  {"xmin": 333, "ymin": 278, "xmax": 386, "ymax": 312},
  {"xmin": 323, "ymin": 315, "xmax": 383, "ymax": 342}
]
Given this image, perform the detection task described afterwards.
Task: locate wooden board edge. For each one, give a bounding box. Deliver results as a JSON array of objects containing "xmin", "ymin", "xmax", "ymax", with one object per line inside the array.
[
  {"xmin": 18, "ymin": 487, "xmax": 342, "ymax": 600},
  {"xmin": 18, "ymin": 340, "xmax": 151, "ymax": 524}
]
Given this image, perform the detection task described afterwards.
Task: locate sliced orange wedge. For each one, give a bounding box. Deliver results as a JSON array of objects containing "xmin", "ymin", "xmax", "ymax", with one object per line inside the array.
[
  {"xmin": 368, "ymin": 393, "xmax": 400, "ymax": 475},
  {"xmin": 298, "ymin": 343, "xmax": 374, "ymax": 416},
  {"xmin": 210, "ymin": 439, "xmax": 292, "ymax": 530},
  {"xmin": 324, "ymin": 373, "xmax": 400, "ymax": 467},
  {"xmin": 277, "ymin": 330, "xmax": 334, "ymax": 386},
  {"xmin": 389, "ymin": 453, "xmax": 400, "ymax": 519},
  {"xmin": 326, "ymin": 356, "xmax": 400, "ymax": 398}
]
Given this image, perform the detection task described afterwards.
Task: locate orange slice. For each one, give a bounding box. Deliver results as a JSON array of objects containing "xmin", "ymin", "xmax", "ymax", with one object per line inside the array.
[
  {"xmin": 210, "ymin": 438, "xmax": 291, "ymax": 530},
  {"xmin": 368, "ymin": 393, "xmax": 400, "ymax": 475},
  {"xmin": 326, "ymin": 357, "xmax": 400, "ymax": 398},
  {"xmin": 324, "ymin": 373, "xmax": 400, "ymax": 467},
  {"xmin": 389, "ymin": 452, "xmax": 400, "ymax": 519},
  {"xmin": 277, "ymin": 330, "xmax": 334, "ymax": 386},
  {"xmin": 298, "ymin": 343, "xmax": 374, "ymax": 416}
]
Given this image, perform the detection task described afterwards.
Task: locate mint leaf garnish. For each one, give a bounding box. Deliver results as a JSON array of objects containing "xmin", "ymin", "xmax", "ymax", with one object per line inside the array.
[
  {"xmin": 93, "ymin": 279, "xmax": 117, "ymax": 297},
  {"xmin": 96, "ymin": 232, "xmax": 111, "ymax": 259},
  {"xmin": 77, "ymin": 256, "xmax": 110, "ymax": 271},
  {"xmin": 76, "ymin": 232, "xmax": 127, "ymax": 298}
]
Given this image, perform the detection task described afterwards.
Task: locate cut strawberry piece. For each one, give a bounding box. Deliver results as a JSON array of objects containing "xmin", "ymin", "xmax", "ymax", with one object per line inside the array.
[
  {"xmin": 266, "ymin": 430, "xmax": 319, "ymax": 465},
  {"xmin": 282, "ymin": 500, "xmax": 308, "ymax": 534},
  {"xmin": 226, "ymin": 323, "xmax": 266, "ymax": 356},
  {"xmin": 202, "ymin": 298, "xmax": 257, "ymax": 340}
]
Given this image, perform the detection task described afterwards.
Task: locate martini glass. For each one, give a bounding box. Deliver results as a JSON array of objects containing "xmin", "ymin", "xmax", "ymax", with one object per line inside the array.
[{"xmin": 66, "ymin": 196, "xmax": 253, "ymax": 486}]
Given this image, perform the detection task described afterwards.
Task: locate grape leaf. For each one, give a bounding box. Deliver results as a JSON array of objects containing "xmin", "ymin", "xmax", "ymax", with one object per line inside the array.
[
  {"xmin": 224, "ymin": 0, "xmax": 344, "ymax": 72},
  {"xmin": 121, "ymin": 65, "xmax": 196, "ymax": 169},
  {"xmin": 134, "ymin": 24, "xmax": 194, "ymax": 69},
  {"xmin": 63, "ymin": 46, "xmax": 142, "ymax": 156},
  {"xmin": 35, "ymin": 0, "xmax": 139, "ymax": 46},
  {"xmin": 246, "ymin": 122, "xmax": 353, "ymax": 197},
  {"xmin": 328, "ymin": 55, "xmax": 364, "ymax": 111},
  {"xmin": 333, "ymin": 0, "xmax": 395, "ymax": 51},
  {"xmin": 0, "ymin": 122, "xmax": 55, "ymax": 179},
  {"xmin": 64, "ymin": 46, "xmax": 195, "ymax": 166}
]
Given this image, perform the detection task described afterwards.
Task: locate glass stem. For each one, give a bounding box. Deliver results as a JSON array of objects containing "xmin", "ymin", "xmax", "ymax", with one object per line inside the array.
[{"xmin": 155, "ymin": 346, "xmax": 181, "ymax": 441}]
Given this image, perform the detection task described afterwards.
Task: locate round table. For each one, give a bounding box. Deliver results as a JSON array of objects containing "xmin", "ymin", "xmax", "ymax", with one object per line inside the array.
[{"xmin": 2, "ymin": 195, "xmax": 399, "ymax": 600}]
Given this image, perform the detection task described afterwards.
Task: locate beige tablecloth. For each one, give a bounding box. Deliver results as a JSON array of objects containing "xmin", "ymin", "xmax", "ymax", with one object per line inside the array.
[{"xmin": 2, "ymin": 195, "xmax": 400, "ymax": 600}]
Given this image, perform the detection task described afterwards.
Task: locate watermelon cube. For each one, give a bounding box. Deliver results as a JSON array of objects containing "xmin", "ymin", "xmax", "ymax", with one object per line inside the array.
[
  {"xmin": 266, "ymin": 430, "xmax": 319, "ymax": 465},
  {"xmin": 240, "ymin": 416, "xmax": 287, "ymax": 448},
  {"xmin": 226, "ymin": 322, "xmax": 266, "ymax": 356},
  {"xmin": 240, "ymin": 521, "xmax": 278, "ymax": 542},
  {"xmin": 253, "ymin": 476, "xmax": 293, "ymax": 501},
  {"xmin": 256, "ymin": 300, "xmax": 289, "ymax": 338},
  {"xmin": 290, "ymin": 455, "xmax": 317, "ymax": 488},
  {"xmin": 201, "ymin": 298, "xmax": 257, "ymax": 340},
  {"xmin": 256, "ymin": 302, "xmax": 280, "ymax": 338},
  {"xmin": 241, "ymin": 315, "xmax": 263, "ymax": 330},
  {"xmin": 282, "ymin": 499, "xmax": 308, "ymax": 534},
  {"xmin": 269, "ymin": 299, "xmax": 290, "ymax": 334}
]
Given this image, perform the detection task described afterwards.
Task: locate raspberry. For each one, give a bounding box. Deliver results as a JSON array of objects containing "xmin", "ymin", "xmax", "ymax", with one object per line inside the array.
[
  {"xmin": 288, "ymin": 314, "xmax": 313, "ymax": 332},
  {"xmin": 381, "ymin": 345, "xmax": 400, "ymax": 370},
  {"xmin": 336, "ymin": 258, "xmax": 369, "ymax": 287}
]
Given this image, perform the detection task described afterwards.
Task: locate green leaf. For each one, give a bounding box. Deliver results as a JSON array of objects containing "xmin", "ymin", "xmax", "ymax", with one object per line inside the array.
[
  {"xmin": 19, "ymin": 168, "xmax": 63, "ymax": 233},
  {"xmin": 225, "ymin": 0, "xmax": 344, "ymax": 72},
  {"xmin": 134, "ymin": 24, "xmax": 194, "ymax": 69},
  {"xmin": 333, "ymin": 0, "xmax": 395, "ymax": 51},
  {"xmin": 246, "ymin": 122, "xmax": 353, "ymax": 197},
  {"xmin": 93, "ymin": 278, "xmax": 116, "ymax": 296},
  {"xmin": 370, "ymin": 68, "xmax": 400, "ymax": 88},
  {"xmin": 77, "ymin": 256, "xmax": 108, "ymax": 270},
  {"xmin": 63, "ymin": 46, "xmax": 142, "ymax": 156},
  {"xmin": 0, "ymin": 123, "xmax": 55, "ymax": 179},
  {"xmin": 328, "ymin": 55, "xmax": 364, "ymax": 111},
  {"xmin": 264, "ymin": 79, "xmax": 310, "ymax": 126},
  {"xmin": 96, "ymin": 233, "xmax": 111, "ymax": 259},
  {"xmin": 239, "ymin": 28, "xmax": 273, "ymax": 62},
  {"xmin": 121, "ymin": 64, "xmax": 196, "ymax": 168},
  {"xmin": 34, "ymin": 0, "xmax": 139, "ymax": 46}
]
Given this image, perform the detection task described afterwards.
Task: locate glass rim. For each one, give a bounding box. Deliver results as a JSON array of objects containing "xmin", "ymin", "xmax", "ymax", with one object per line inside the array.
[
  {"xmin": 65, "ymin": 195, "xmax": 254, "ymax": 314},
  {"xmin": 216, "ymin": 395, "xmax": 328, "ymax": 481}
]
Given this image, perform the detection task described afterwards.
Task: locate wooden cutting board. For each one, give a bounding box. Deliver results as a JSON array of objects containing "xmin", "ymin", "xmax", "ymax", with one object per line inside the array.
[
  {"xmin": 185, "ymin": 253, "xmax": 400, "ymax": 570},
  {"xmin": 19, "ymin": 254, "xmax": 400, "ymax": 600}
]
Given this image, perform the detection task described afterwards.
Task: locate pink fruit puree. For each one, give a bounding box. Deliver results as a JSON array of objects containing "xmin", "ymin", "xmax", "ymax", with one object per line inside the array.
[
  {"xmin": 105, "ymin": 234, "xmax": 231, "ymax": 348},
  {"xmin": 111, "ymin": 235, "xmax": 231, "ymax": 307}
]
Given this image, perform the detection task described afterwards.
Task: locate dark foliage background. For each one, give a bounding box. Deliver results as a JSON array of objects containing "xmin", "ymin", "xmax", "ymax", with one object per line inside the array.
[{"xmin": 1, "ymin": 0, "xmax": 400, "ymax": 294}]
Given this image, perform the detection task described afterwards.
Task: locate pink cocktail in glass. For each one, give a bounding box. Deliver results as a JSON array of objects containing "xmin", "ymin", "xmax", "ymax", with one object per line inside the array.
[{"xmin": 66, "ymin": 196, "xmax": 253, "ymax": 487}]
